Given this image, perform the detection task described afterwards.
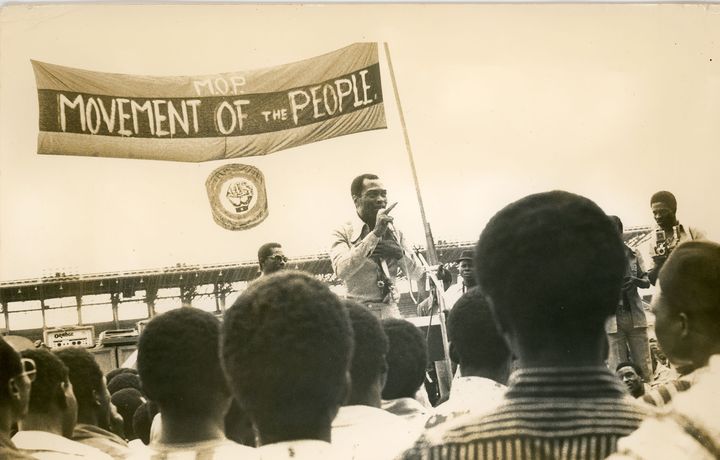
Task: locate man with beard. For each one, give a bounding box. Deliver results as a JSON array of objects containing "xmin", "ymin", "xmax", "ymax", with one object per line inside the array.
[
  {"xmin": 331, "ymin": 174, "xmax": 423, "ymax": 319},
  {"xmin": 647, "ymin": 191, "xmax": 705, "ymax": 285}
]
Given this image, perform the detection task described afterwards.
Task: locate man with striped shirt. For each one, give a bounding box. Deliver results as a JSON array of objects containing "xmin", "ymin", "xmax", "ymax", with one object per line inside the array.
[{"xmin": 402, "ymin": 191, "xmax": 646, "ymax": 460}]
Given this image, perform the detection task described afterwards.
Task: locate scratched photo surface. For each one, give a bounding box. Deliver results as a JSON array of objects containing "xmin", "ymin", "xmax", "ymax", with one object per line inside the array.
[{"xmin": 0, "ymin": 5, "xmax": 718, "ymax": 337}]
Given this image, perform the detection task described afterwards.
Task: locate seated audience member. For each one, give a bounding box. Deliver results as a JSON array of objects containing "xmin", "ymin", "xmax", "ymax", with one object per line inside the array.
[
  {"xmin": 424, "ymin": 288, "xmax": 511, "ymax": 429},
  {"xmin": 129, "ymin": 307, "xmax": 253, "ymax": 459},
  {"xmin": 610, "ymin": 355, "xmax": 720, "ymax": 460},
  {"xmin": 107, "ymin": 373, "xmax": 142, "ymax": 395},
  {"xmin": 648, "ymin": 337, "xmax": 677, "ymax": 388},
  {"xmin": 402, "ymin": 191, "xmax": 645, "ymax": 460},
  {"xmin": 54, "ymin": 347, "xmax": 130, "ymax": 458},
  {"xmin": 221, "ymin": 271, "xmax": 352, "ymax": 458},
  {"xmin": 0, "ymin": 338, "xmax": 34, "ymax": 459},
  {"xmin": 13, "ymin": 348, "xmax": 111, "ymax": 459},
  {"xmin": 110, "ymin": 388, "xmax": 144, "ymax": 442},
  {"xmin": 332, "ymin": 301, "xmax": 417, "ymax": 460},
  {"xmin": 380, "ymin": 319, "xmax": 432, "ymax": 428},
  {"xmin": 616, "ymin": 362, "xmax": 647, "ymax": 398},
  {"xmin": 641, "ymin": 241, "xmax": 720, "ymax": 408}
]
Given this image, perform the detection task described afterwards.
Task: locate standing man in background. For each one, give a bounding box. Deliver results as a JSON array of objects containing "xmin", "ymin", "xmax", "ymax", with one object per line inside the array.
[
  {"xmin": 648, "ymin": 191, "xmax": 704, "ymax": 284},
  {"xmin": 606, "ymin": 215, "xmax": 652, "ymax": 383},
  {"xmin": 331, "ymin": 174, "xmax": 423, "ymax": 319},
  {"xmin": 257, "ymin": 242, "xmax": 287, "ymax": 278}
]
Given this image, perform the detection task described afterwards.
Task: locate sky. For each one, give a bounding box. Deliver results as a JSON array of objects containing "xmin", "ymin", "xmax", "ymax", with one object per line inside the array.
[{"xmin": 1, "ymin": 3, "xmax": 720, "ymax": 281}]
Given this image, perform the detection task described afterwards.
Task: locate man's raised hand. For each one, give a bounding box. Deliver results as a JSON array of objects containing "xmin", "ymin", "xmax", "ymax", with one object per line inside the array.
[{"xmin": 373, "ymin": 202, "xmax": 397, "ymax": 237}]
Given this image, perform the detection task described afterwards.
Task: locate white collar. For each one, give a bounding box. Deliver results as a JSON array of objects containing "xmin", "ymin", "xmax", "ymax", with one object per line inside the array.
[
  {"xmin": 258, "ymin": 439, "xmax": 336, "ymax": 458},
  {"xmin": 349, "ymin": 214, "xmax": 369, "ymax": 244},
  {"xmin": 13, "ymin": 430, "xmax": 111, "ymax": 458},
  {"xmin": 333, "ymin": 405, "xmax": 400, "ymax": 428}
]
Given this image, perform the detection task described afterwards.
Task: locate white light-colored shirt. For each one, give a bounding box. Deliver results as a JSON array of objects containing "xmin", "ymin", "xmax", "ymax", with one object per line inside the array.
[
  {"xmin": 258, "ymin": 440, "xmax": 342, "ymax": 459},
  {"xmin": 331, "ymin": 405, "xmax": 419, "ymax": 460},
  {"xmin": 610, "ymin": 354, "xmax": 720, "ymax": 460},
  {"xmin": 13, "ymin": 430, "xmax": 113, "ymax": 460},
  {"xmin": 381, "ymin": 397, "xmax": 433, "ymax": 432},
  {"xmin": 424, "ymin": 376, "xmax": 507, "ymax": 429},
  {"xmin": 126, "ymin": 437, "xmax": 257, "ymax": 460},
  {"xmin": 330, "ymin": 215, "xmax": 422, "ymax": 304}
]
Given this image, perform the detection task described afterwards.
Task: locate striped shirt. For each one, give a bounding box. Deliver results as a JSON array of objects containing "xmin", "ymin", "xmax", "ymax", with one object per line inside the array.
[{"xmin": 401, "ymin": 367, "xmax": 646, "ymax": 460}]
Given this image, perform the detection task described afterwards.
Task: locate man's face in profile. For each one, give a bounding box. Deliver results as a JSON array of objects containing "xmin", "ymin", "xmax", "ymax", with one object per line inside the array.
[{"xmin": 262, "ymin": 247, "xmax": 287, "ymax": 275}]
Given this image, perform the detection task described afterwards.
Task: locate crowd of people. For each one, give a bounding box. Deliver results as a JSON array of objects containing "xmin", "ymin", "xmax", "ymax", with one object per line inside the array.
[{"xmin": 1, "ymin": 177, "xmax": 719, "ymax": 460}]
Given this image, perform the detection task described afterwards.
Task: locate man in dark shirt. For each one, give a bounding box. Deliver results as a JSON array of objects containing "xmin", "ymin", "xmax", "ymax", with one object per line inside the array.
[{"xmin": 402, "ymin": 191, "xmax": 645, "ymax": 460}]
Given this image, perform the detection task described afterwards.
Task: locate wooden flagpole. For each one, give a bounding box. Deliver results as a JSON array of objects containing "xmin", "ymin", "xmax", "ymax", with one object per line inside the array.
[
  {"xmin": 383, "ymin": 42, "xmax": 453, "ymax": 397},
  {"xmin": 383, "ymin": 42, "xmax": 439, "ymax": 266}
]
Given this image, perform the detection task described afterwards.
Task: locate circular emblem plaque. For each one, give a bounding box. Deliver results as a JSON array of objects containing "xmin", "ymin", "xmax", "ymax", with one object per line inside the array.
[{"xmin": 206, "ymin": 164, "xmax": 268, "ymax": 230}]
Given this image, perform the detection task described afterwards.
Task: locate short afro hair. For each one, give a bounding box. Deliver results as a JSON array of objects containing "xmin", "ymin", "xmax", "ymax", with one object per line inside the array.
[
  {"xmin": 222, "ymin": 271, "xmax": 353, "ymax": 435},
  {"xmin": 650, "ymin": 191, "xmax": 677, "ymax": 212},
  {"xmin": 111, "ymin": 388, "xmax": 144, "ymax": 441},
  {"xmin": 54, "ymin": 347, "xmax": 104, "ymax": 411},
  {"xmin": 105, "ymin": 368, "xmax": 136, "ymax": 383},
  {"xmin": 107, "ymin": 373, "xmax": 142, "ymax": 395},
  {"xmin": 350, "ymin": 173, "xmax": 379, "ymax": 199},
  {"xmin": 381, "ymin": 319, "xmax": 427, "ymax": 400},
  {"xmin": 344, "ymin": 300, "xmax": 389, "ymax": 396},
  {"xmin": 448, "ymin": 288, "xmax": 510, "ymax": 371},
  {"xmin": 0, "ymin": 338, "xmax": 22, "ymax": 402},
  {"xmin": 474, "ymin": 191, "xmax": 625, "ymax": 349},
  {"xmin": 137, "ymin": 307, "xmax": 226, "ymax": 417},
  {"xmin": 659, "ymin": 240, "xmax": 720, "ymax": 336},
  {"xmin": 21, "ymin": 348, "xmax": 69, "ymax": 414},
  {"xmin": 257, "ymin": 242, "xmax": 282, "ymax": 265},
  {"xmin": 616, "ymin": 361, "xmax": 643, "ymax": 376}
]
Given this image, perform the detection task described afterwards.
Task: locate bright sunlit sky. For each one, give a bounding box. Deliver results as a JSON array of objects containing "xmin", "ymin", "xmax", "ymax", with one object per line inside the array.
[{"xmin": 1, "ymin": 3, "xmax": 719, "ymax": 281}]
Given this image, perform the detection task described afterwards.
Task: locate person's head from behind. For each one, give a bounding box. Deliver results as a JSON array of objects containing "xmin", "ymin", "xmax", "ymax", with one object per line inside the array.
[
  {"xmin": 54, "ymin": 347, "xmax": 113, "ymax": 431},
  {"xmin": 615, "ymin": 362, "xmax": 644, "ymax": 397},
  {"xmin": 344, "ymin": 300, "xmax": 389, "ymax": 407},
  {"xmin": 474, "ymin": 191, "xmax": 625, "ymax": 366},
  {"xmin": 105, "ymin": 368, "xmax": 136, "ymax": 386},
  {"xmin": 381, "ymin": 319, "xmax": 427, "ymax": 401},
  {"xmin": 0, "ymin": 338, "xmax": 32, "ymax": 431},
  {"xmin": 257, "ymin": 242, "xmax": 287, "ymax": 275},
  {"xmin": 448, "ymin": 288, "xmax": 512, "ymax": 382},
  {"xmin": 609, "ymin": 215, "xmax": 623, "ymax": 235},
  {"xmin": 653, "ymin": 240, "xmax": 720, "ymax": 371},
  {"xmin": 221, "ymin": 271, "xmax": 353, "ymax": 444},
  {"xmin": 111, "ymin": 388, "xmax": 144, "ymax": 440},
  {"xmin": 107, "ymin": 372, "xmax": 142, "ymax": 395},
  {"xmin": 137, "ymin": 307, "xmax": 229, "ymax": 429},
  {"xmin": 20, "ymin": 348, "xmax": 77, "ymax": 437}
]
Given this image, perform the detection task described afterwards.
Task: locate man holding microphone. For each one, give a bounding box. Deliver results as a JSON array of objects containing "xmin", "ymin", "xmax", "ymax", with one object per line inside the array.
[{"xmin": 331, "ymin": 174, "xmax": 423, "ymax": 319}]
